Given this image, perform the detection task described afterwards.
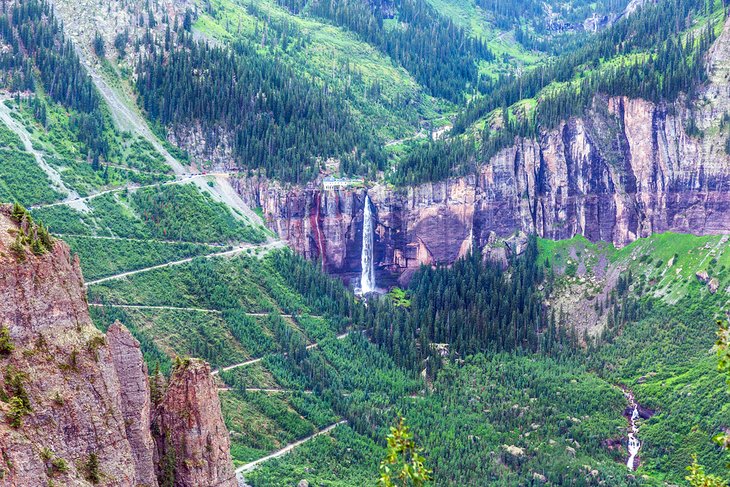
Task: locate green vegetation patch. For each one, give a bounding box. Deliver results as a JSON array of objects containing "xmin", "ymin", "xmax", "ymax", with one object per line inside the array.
[
  {"xmin": 244, "ymin": 425, "xmax": 381, "ymax": 487},
  {"xmin": 35, "ymin": 192, "xmax": 150, "ymax": 239},
  {"xmin": 197, "ymin": 0, "xmax": 445, "ymax": 144},
  {"xmin": 400, "ymin": 353, "xmax": 631, "ymax": 485},
  {"xmin": 61, "ymin": 235, "xmax": 224, "ymax": 281},
  {"xmin": 46, "ymin": 155, "xmax": 172, "ymax": 198},
  {"xmin": 0, "ymin": 120, "xmax": 23, "ymax": 150},
  {"xmin": 87, "ymin": 256, "xmax": 280, "ymax": 311},
  {"xmin": 0, "ymin": 149, "xmax": 63, "ymax": 206},
  {"xmin": 589, "ymin": 291, "xmax": 730, "ymax": 483},
  {"xmin": 121, "ymin": 137, "xmax": 172, "ymax": 174},
  {"xmin": 32, "ymin": 205, "xmax": 91, "ymax": 235},
  {"xmin": 221, "ymin": 311, "xmax": 280, "ymax": 358},
  {"xmin": 615, "ymin": 233, "xmax": 730, "ymax": 303},
  {"xmin": 95, "ymin": 307, "xmax": 249, "ymax": 369},
  {"xmin": 219, "ymin": 362, "xmax": 280, "ymax": 390},
  {"xmin": 130, "ymin": 184, "xmax": 267, "ymax": 243},
  {"xmin": 88, "ymin": 193, "xmax": 153, "ymax": 239},
  {"xmin": 539, "ymin": 232, "xmax": 730, "ymax": 303},
  {"xmin": 221, "ymin": 389, "xmax": 320, "ymax": 464},
  {"xmin": 35, "ymin": 184, "xmax": 266, "ymax": 245}
]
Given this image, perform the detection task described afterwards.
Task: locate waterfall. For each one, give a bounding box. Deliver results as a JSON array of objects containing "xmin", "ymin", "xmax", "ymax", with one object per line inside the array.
[
  {"xmin": 625, "ymin": 397, "xmax": 641, "ymax": 470},
  {"xmin": 627, "ymin": 433, "xmax": 640, "ymax": 470},
  {"xmin": 360, "ymin": 194, "xmax": 375, "ymax": 294}
]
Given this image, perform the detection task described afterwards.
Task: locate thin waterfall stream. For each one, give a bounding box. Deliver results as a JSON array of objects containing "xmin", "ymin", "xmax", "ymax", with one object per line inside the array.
[
  {"xmin": 623, "ymin": 388, "xmax": 642, "ymax": 470},
  {"xmin": 360, "ymin": 194, "xmax": 376, "ymax": 294}
]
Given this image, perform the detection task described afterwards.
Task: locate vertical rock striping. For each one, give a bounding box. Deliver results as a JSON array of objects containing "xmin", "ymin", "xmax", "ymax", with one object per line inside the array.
[
  {"xmin": 233, "ymin": 95, "xmax": 730, "ymax": 281},
  {"xmin": 107, "ymin": 322, "xmax": 158, "ymax": 487},
  {"xmin": 152, "ymin": 360, "xmax": 237, "ymax": 487},
  {"xmin": 0, "ymin": 205, "xmax": 235, "ymax": 487}
]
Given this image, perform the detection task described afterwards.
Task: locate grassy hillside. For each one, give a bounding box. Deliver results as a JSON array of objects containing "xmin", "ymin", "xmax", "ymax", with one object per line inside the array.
[
  {"xmin": 539, "ymin": 232, "xmax": 730, "ymax": 323},
  {"xmin": 195, "ymin": 0, "xmax": 443, "ymax": 143},
  {"xmin": 1, "ymin": 0, "xmax": 729, "ymax": 485}
]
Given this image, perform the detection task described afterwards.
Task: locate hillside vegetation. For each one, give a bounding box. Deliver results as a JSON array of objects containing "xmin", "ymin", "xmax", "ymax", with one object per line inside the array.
[
  {"xmin": 0, "ymin": 0, "xmax": 728, "ymax": 485},
  {"xmin": 79, "ymin": 231, "xmax": 730, "ymax": 485},
  {"xmin": 398, "ymin": 0, "xmax": 723, "ymax": 184}
]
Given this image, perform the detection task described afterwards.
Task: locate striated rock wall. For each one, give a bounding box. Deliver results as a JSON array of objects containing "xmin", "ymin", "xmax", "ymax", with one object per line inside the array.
[
  {"xmin": 107, "ymin": 322, "xmax": 158, "ymax": 487},
  {"xmin": 0, "ymin": 205, "xmax": 234, "ymax": 487},
  {"xmin": 152, "ymin": 360, "xmax": 236, "ymax": 487},
  {"xmin": 232, "ymin": 17, "xmax": 730, "ymax": 280},
  {"xmin": 233, "ymin": 93, "xmax": 730, "ymax": 280}
]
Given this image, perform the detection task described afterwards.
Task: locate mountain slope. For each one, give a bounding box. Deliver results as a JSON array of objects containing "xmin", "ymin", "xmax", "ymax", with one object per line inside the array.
[{"xmin": 1, "ymin": 0, "xmax": 730, "ymax": 485}]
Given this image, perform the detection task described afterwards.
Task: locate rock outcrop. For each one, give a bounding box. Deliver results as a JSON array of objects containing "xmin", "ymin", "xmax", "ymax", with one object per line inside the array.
[
  {"xmin": 51, "ymin": 0, "xmax": 193, "ymax": 64},
  {"xmin": 232, "ymin": 18, "xmax": 730, "ymax": 282},
  {"xmin": 107, "ymin": 322, "xmax": 158, "ymax": 487},
  {"xmin": 0, "ymin": 205, "xmax": 235, "ymax": 487},
  {"xmin": 0, "ymin": 205, "xmax": 140, "ymax": 486},
  {"xmin": 152, "ymin": 359, "xmax": 236, "ymax": 487}
]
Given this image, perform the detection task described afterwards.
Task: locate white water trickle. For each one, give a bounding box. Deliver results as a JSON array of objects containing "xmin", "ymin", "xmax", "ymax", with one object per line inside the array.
[
  {"xmin": 360, "ymin": 194, "xmax": 375, "ymax": 294},
  {"xmin": 627, "ymin": 433, "xmax": 640, "ymax": 470},
  {"xmin": 626, "ymin": 400, "xmax": 641, "ymax": 470}
]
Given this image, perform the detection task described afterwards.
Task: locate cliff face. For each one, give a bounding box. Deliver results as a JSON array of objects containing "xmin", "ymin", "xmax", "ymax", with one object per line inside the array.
[
  {"xmin": 0, "ymin": 205, "xmax": 234, "ymax": 487},
  {"xmin": 234, "ymin": 97, "xmax": 730, "ymax": 280},
  {"xmin": 233, "ymin": 19, "xmax": 730, "ymax": 281},
  {"xmin": 152, "ymin": 360, "xmax": 236, "ymax": 487},
  {"xmin": 107, "ymin": 323, "xmax": 158, "ymax": 487},
  {"xmin": 0, "ymin": 206, "xmax": 141, "ymax": 486}
]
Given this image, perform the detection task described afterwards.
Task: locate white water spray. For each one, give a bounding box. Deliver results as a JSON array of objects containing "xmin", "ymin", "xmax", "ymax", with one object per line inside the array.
[
  {"xmin": 360, "ymin": 194, "xmax": 375, "ymax": 294},
  {"xmin": 626, "ymin": 400, "xmax": 641, "ymax": 470},
  {"xmin": 627, "ymin": 433, "xmax": 640, "ymax": 470}
]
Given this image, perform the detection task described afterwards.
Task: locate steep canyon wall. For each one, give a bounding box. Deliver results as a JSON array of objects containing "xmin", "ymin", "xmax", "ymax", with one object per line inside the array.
[{"xmin": 233, "ymin": 92, "xmax": 730, "ymax": 281}]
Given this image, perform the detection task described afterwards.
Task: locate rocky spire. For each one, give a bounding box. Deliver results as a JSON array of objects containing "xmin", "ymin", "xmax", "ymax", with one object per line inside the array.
[
  {"xmin": 0, "ymin": 204, "xmax": 138, "ymax": 485},
  {"xmin": 0, "ymin": 205, "xmax": 236, "ymax": 486},
  {"xmin": 153, "ymin": 358, "xmax": 237, "ymax": 487}
]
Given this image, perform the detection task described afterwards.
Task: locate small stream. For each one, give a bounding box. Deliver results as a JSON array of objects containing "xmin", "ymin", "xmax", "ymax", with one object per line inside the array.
[{"xmin": 622, "ymin": 388, "xmax": 645, "ymax": 470}]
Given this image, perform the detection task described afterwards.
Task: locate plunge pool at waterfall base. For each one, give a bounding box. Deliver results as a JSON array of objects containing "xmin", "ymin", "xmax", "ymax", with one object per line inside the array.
[
  {"xmin": 354, "ymin": 288, "xmax": 386, "ymax": 298},
  {"xmin": 339, "ymin": 271, "xmax": 398, "ymax": 297}
]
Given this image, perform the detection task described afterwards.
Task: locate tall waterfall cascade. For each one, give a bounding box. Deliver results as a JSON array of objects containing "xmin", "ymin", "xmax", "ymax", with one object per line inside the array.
[{"xmin": 360, "ymin": 194, "xmax": 376, "ymax": 294}]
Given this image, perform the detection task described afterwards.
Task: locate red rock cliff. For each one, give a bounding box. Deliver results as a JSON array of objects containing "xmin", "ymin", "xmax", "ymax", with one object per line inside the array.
[
  {"xmin": 232, "ymin": 17, "xmax": 730, "ymax": 281},
  {"xmin": 152, "ymin": 359, "xmax": 236, "ymax": 487},
  {"xmin": 0, "ymin": 205, "xmax": 234, "ymax": 486}
]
